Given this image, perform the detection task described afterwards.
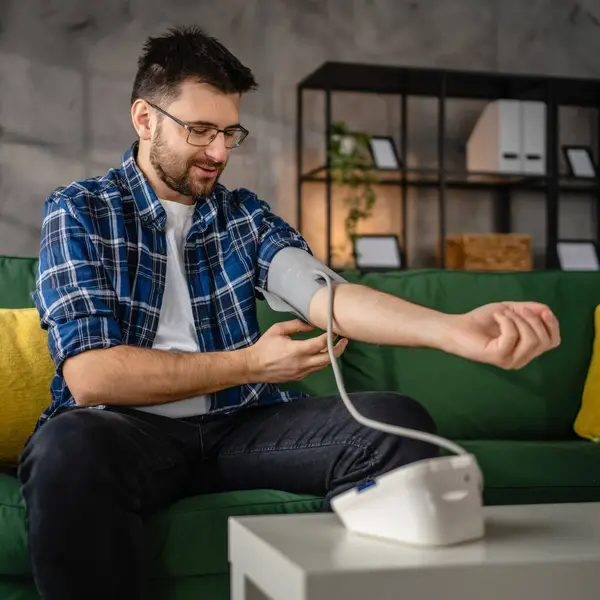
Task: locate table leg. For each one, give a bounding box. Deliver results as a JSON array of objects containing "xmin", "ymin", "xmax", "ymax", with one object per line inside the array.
[{"xmin": 231, "ymin": 567, "xmax": 271, "ymax": 600}]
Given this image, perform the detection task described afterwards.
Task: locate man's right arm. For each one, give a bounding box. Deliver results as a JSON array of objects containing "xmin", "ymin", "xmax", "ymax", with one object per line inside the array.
[
  {"xmin": 35, "ymin": 194, "xmax": 252, "ymax": 407},
  {"xmin": 63, "ymin": 319, "xmax": 347, "ymax": 406},
  {"xmin": 63, "ymin": 345, "xmax": 251, "ymax": 407}
]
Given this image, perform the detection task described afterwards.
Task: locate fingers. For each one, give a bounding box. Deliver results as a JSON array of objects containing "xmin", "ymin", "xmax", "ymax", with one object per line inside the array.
[
  {"xmin": 304, "ymin": 338, "xmax": 348, "ymax": 370},
  {"xmin": 511, "ymin": 306, "xmax": 561, "ymax": 355},
  {"xmin": 508, "ymin": 302, "xmax": 561, "ymax": 349},
  {"xmin": 296, "ymin": 332, "xmax": 346, "ymax": 356},
  {"xmin": 519, "ymin": 307, "xmax": 551, "ymax": 347},
  {"xmin": 298, "ymin": 332, "xmax": 328, "ymax": 355},
  {"xmin": 504, "ymin": 310, "xmax": 543, "ymax": 369},
  {"xmin": 542, "ymin": 308, "xmax": 561, "ymax": 348},
  {"xmin": 492, "ymin": 311, "xmax": 519, "ymax": 365},
  {"xmin": 506, "ymin": 301, "xmax": 548, "ymax": 316},
  {"xmin": 494, "ymin": 306, "xmax": 558, "ymax": 369},
  {"xmin": 269, "ymin": 319, "xmax": 314, "ymax": 336}
]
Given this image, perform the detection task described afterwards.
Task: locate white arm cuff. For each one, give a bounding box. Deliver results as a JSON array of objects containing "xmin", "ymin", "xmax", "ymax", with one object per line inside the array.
[{"xmin": 257, "ymin": 247, "xmax": 348, "ymax": 324}]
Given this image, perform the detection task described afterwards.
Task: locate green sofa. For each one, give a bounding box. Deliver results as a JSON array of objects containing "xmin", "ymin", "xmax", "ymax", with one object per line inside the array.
[{"xmin": 1, "ymin": 254, "xmax": 600, "ymax": 599}]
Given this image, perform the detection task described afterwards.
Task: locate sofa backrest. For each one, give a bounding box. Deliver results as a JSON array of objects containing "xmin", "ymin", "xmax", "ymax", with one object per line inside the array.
[
  {"xmin": 3, "ymin": 256, "xmax": 598, "ymax": 442},
  {"xmin": 257, "ymin": 269, "xmax": 600, "ymax": 442},
  {"xmin": 0, "ymin": 256, "xmax": 37, "ymax": 309}
]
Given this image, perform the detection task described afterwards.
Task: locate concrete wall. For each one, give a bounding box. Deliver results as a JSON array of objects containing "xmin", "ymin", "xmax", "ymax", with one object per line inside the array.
[{"xmin": 1, "ymin": 0, "xmax": 599, "ymax": 267}]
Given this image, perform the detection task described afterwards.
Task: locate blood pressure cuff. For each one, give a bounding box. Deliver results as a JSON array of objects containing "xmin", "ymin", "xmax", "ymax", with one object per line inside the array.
[{"xmin": 257, "ymin": 247, "xmax": 348, "ymax": 324}]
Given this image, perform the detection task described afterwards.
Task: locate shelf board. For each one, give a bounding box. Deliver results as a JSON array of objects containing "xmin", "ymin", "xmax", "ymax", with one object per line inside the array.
[
  {"xmin": 301, "ymin": 167, "xmax": 546, "ymax": 190},
  {"xmin": 299, "ymin": 62, "xmax": 600, "ymax": 107},
  {"xmin": 301, "ymin": 167, "xmax": 600, "ymax": 194},
  {"xmin": 558, "ymin": 176, "xmax": 600, "ymax": 193}
]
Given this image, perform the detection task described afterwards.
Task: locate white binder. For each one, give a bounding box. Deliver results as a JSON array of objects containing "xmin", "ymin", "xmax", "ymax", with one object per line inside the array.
[
  {"xmin": 466, "ymin": 99, "xmax": 546, "ymax": 175},
  {"xmin": 466, "ymin": 99, "xmax": 521, "ymax": 174},
  {"xmin": 520, "ymin": 101, "xmax": 546, "ymax": 175}
]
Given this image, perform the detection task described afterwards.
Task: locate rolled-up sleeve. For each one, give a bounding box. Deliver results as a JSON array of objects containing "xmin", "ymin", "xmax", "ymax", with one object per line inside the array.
[
  {"xmin": 255, "ymin": 199, "xmax": 311, "ymax": 298},
  {"xmin": 32, "ymin": 194, "xmax": 122, "ymax": 373}
]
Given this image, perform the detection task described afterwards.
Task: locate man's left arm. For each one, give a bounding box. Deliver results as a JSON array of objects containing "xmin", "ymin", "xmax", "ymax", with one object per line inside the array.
[
  {"xmin": 308, "ymin": 280, "xmax": 561, "ymax": 370},
  {"xmin": 254, "ymin": 202, "xmax": 560, "ymax": 371},
  {"xmin": 309, "ymin": 283, "xmax": 454, "ymax": 350}
]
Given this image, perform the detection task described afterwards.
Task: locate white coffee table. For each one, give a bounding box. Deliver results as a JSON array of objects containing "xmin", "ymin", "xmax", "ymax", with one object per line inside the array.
[{"xmin": 228, "ymin": 501, "xmax": 600, "ymax": 600}]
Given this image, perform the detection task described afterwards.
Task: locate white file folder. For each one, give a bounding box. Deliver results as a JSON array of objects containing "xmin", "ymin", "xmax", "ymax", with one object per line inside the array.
[
  {"xmin": 521, "ymin": 101, "xmax": 546, "ymax": 175},
  {"xmin": 466, "ymin": 100, "xmax": 521, "ymax": 174},
  {"xmin": 466, "ymin": 99, "xmax": 546, "ymax": 175}
]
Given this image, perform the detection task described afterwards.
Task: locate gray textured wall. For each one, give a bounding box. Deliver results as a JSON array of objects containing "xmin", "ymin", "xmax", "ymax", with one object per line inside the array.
[{"xmin": 1, "ymin": 0, "xmax": 600, "ymax": 267}]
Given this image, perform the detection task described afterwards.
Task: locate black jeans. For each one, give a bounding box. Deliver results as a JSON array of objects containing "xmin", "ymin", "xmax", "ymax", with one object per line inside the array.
[{"xmin": 18, "ymin": 392, "xmax": 438, "ymax": 599}]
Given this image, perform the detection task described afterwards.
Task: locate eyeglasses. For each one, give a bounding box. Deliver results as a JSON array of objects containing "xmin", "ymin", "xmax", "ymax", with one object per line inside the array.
[{"xmin": 147, "ymin": 102, "xmax": 249, "ymax": 149}]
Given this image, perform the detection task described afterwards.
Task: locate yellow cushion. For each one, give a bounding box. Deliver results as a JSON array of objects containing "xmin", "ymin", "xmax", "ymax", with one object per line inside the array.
[
  {"xmin": 574, "ymin": 305, "xmax": 600, "ymax": 442},
  {"xmin": 0, "ymin": 308, "xmax": 54, "ymax": 465}
]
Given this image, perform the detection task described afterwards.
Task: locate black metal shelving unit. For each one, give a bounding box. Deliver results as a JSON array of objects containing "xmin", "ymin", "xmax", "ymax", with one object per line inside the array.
[{"xmin": 296, "ymin": 61, "xmax": 600, "ymax": 269}]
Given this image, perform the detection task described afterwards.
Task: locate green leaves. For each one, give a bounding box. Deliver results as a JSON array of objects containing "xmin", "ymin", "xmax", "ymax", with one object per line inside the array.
[{"xmin": 329, "ymin": 121, "xmax": 380, "ymax": 252}]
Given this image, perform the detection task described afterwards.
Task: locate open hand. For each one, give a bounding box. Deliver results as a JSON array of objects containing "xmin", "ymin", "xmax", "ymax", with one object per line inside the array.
[
  {"xmin": 447, "ymin": 302, "xmax": 561, "ymax": 369},
  {"xmin": 247, "ymin": 319, "xmax": 348, "ymax": 383}
]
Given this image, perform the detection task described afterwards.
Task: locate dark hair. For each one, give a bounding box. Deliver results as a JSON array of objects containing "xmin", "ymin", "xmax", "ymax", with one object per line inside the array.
[{"xmin": 131, "ymin": 25, "xmax": 258, "ymax": 106}]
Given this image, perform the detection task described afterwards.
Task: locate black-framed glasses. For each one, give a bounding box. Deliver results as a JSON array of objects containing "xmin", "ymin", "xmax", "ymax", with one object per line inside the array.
[{"xmin": 147, "ymin": 101, "xmax": 249, "ymax": 149}]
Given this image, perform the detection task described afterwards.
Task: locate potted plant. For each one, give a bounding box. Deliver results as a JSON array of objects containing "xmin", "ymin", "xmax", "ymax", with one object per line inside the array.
[{"xmin": 329, "ymin": 121, "xmax": 380, "ymax": 267}]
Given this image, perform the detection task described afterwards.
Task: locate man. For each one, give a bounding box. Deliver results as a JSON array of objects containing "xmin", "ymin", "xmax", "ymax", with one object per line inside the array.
[{"xmin": 19, "ymin": 25, "xmax": 560, "ymax": 600}]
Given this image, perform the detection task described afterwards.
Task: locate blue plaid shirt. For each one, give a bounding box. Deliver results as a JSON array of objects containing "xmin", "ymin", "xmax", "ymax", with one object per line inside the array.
[{"xmin": 32, "ymin": 142, "xmax": 310, "ymax": 428}]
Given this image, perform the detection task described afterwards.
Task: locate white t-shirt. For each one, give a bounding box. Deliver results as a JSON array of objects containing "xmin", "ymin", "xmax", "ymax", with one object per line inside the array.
[{"xmin": 133, "ymin": 198, "xmax": 211, "ymax": 418}]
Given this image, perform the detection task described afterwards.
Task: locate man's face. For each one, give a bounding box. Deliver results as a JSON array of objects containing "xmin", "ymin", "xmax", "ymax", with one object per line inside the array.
[{"xmin": 149, "ymin": 81, "xmax": 241, "ymax": 199}]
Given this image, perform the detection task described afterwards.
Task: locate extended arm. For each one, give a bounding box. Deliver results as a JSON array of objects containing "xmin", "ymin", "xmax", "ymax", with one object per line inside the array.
[
  {"xmin": 263, "ymin": 247, "xmax": 454, "ymax": 349},
  {"xmin": 264, "ymin": 248, "xmax": 560, "ymax": 370},
  {"xmin": 309, "ymin": 280, "xmax": 560, "ymax": 369},
  {"xmin": 309, "ymin": 283, "xmax": 455, "ymax": 351}
]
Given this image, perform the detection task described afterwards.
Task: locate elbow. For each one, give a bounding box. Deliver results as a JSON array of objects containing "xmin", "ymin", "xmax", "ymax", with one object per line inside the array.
[
  {"xmin": 63, "ymin": 353, "xmax": 103, "ymax": 406},
  {"xmin": 72, "ymin": 389, "xmax": 97, "ymax": 407}
]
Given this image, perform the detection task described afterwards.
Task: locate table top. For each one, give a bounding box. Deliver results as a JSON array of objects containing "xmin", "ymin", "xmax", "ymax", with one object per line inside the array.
[{"xmin": 229, "ymin": 502, "xmax": 600, "ymax": 575}]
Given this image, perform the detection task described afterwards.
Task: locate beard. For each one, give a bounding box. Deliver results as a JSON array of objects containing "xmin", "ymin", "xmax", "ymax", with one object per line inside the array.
[{"xmin": 149, "ymin": 124, "xmax": 225, "ymax": 199}]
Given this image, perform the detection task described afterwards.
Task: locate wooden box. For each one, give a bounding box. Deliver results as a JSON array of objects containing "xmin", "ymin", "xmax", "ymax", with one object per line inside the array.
[{"xmin": 445, "ymin": 233, "xmax": 533, "ymax": 271}]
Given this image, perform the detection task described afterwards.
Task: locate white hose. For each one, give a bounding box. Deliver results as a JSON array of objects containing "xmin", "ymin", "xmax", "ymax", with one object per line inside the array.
[{"xmin": 315, "ymin": 270, "xmax": 469, "ymax": 457}]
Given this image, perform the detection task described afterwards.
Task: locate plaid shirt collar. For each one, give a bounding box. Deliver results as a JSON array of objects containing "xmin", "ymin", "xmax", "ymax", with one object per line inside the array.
[{"xmin": 121, "ymin": 142, "xmax": 219, "ymax": 233}]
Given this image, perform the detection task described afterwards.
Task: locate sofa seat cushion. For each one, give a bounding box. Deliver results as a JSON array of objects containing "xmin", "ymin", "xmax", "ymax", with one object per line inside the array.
[
  {"xmin": 0, "ymin": 474, "xmax": 28, "ymax": 576},
  {"xmin": 0, "ymin": 577, "xmax": 40, "ymax": 600},
  {"xmin": 0, "ymin": 473, "xmax": 323, "ymax": 578},
  {"xmin": 2, "ymin": 440, "xmax": 600, "ymax": 578},
  {"xmin": 143, "ymin": 489, "xmax": 324, "ymax": 578},
  {"xmin": 456, "ymin": 439, "xmax": 600, "ymax": 504}
]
